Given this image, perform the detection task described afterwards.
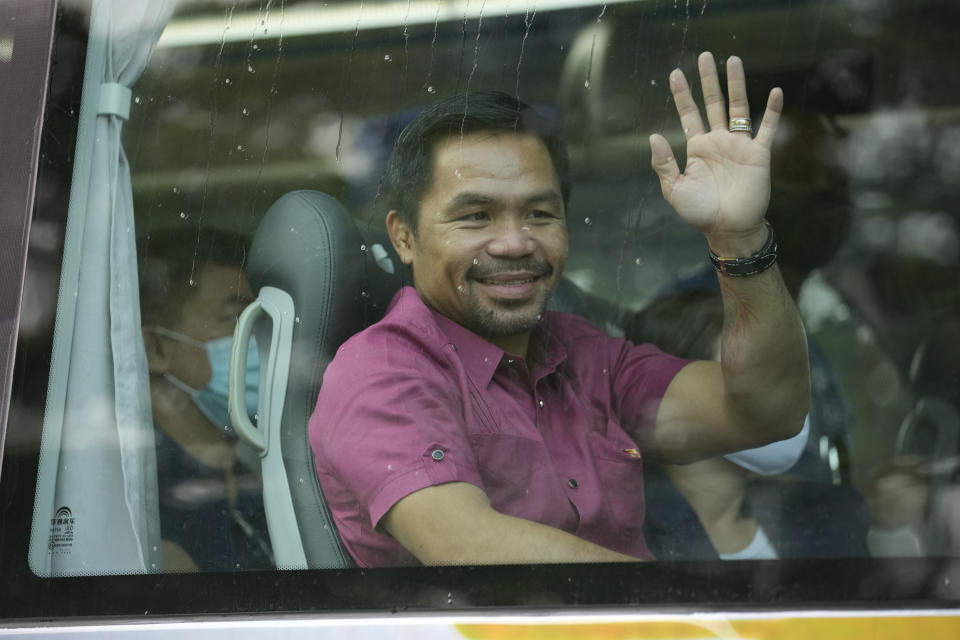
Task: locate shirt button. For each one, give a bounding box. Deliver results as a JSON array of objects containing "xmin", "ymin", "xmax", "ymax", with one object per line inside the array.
[
  {"xmin": 567, "ymin": 478, "xmax": 579, "ymax": 489},
  {"xmin": 431, "ymin": 449, "xmax": 445, "ymax": 461},
  {"xmin": 506, "ymin": 358, "xmax": 515, "ymax": 365},
  {"xmin": 538, "ymin": 399, "xmax": 544, "ymax": 408}
]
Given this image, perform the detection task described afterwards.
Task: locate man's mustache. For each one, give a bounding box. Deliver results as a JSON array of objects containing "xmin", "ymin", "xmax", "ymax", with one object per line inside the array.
[{"xmin": 467, "ymin": 258, "xmax": 553, "ymax": 280}]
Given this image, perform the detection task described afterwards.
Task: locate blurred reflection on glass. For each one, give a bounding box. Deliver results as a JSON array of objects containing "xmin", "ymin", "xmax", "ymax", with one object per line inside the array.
[{"xmin": 138, "ymin": 229, "xmax": 272, "ymax": 572}]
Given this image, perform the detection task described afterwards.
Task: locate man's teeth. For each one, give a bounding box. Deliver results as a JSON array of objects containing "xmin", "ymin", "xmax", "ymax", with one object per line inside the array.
[{"xmin": 481, "ymin": 277, "xmax": 534, "ymax": 285}]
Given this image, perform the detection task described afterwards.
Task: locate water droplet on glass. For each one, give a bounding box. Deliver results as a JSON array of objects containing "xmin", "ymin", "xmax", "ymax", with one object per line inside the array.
[
  {"xmin": 426, "ymin": 85, "xmax": 435, "ymax": 93},
  {"xmin": 224, "ymin": 77, "xmax": 232, "ymax": 85},
  {"xmin": 172, "ymin": 187, "xmax": 180, "ymax": 194},
  {"xmin": 584, "ymin": 79, "xmax": 591, "ymax": 88},
  {"xmin": 447, "ymin": 592, "xmax": 453, "ymax": 605},
  {"xmin": 241, "ymin": 107, "xmax": 249, "ymax": 116},
  {"xmin": 295, "ymin": 316, "xmax": 301, "ymax": 324},
  {"xmin": 237, "ymin": 144, "xmax": 245, "ymax": 151},
  {"xmin": 298, "ymin": 477, "xmax": 305, "ymax": 484},
  {"xmin": 179, "ymin": 211, "xmax": 187, "ymax": 219},
  {"xmin": 252, "ymin": 43, "xmax": 259, "ymax": 50},
  {"xmin": 360, "ymin": 244, "xmax": 367, "ymax": 252},
  {"xmin": 650, "ymin": 79, "xmax": 657, "ymax": 86},
  {"xmin": 134, "ymin": 96, "xmax": 141, "ymax": 104},
  {"xmin": 684, "ymin": 127, "xmax": 691, "ymax": 134},
  {"xmin": 188, "ymin": 279, "xmax": 196, "ymax": 286},
  {"xmin": 456, "ymin": 285, "xmax": 465, "ymax": 294},
  {"xmin": 387, "ymin": 464, "xmax": 393, "ymax": 471},
  {"xmin": 360, "ymin": 290, "xmax": 370, "ymax": 298},
  {"xmin": 247, "ymin": 65, "xmax": 255, "ymax": 73},
  {"xmin": 472, "ymin": 258, "xmax": 480, "ymax": 265},
  {"xmin": 602, "ymin": 368, "xmax": 608, "ymax": 375},
  {"xmin": 732, "ymin": 34, "xmax": 737, "ymax": 40},
  {"xmin": 584, "ymin": 217, "xmax": 592, "ymax": 225},
  {"xmin": 454, "ymin": 169, "xmax": 462, "ymax": 179},
  {"xmin": 635, "ymin": 257, "xmax": 643, "ymax": 265},
  {"xmin": 384, "ymin": 54, "xmax": 392, "ymax": 61}
]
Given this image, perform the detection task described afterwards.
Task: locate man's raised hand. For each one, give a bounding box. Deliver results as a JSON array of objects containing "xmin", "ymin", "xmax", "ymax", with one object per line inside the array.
[{"xmin": 650, "ymin": 52, "xmax": 783, "ymax": 252}]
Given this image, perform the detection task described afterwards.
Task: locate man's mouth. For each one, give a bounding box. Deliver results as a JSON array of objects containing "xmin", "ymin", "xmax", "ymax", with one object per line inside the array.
[
  {"xmin": 477, "ymin": 274, "xmax": 540, "ymax": 286},
  {"xmin": 469, "ymin": 261, "xmax": 552, "ymax": 301}
]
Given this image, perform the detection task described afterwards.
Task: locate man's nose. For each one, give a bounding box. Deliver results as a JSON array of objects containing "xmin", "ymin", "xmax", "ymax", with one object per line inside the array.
[{"xmin": 486, "ymin": 219, "xmax": 535, "ymax": 257}]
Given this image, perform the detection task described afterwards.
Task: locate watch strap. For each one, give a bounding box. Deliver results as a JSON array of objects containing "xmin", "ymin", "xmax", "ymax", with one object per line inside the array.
[{"xmin": 709, "ymin": 222, "xmax": 778, "ymax": 277}]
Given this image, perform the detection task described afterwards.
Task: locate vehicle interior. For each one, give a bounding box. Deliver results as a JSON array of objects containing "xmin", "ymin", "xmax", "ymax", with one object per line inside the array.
[{"xmin": 2, "ymin": 0, "xmax": 960, "ymax": 624}]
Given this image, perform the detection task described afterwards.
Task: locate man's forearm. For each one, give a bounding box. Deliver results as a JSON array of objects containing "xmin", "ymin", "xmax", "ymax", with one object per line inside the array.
[
  {"xmin": 382, "ymin": 482, "xmax": 643, "ymax": 565},
  {"xmin": 416, "ymin": 510, "xmax": 641, "ymax": 565},
  {"xmin": 710, "ymin": 228, "xmax": 810, "ymax": 444}
]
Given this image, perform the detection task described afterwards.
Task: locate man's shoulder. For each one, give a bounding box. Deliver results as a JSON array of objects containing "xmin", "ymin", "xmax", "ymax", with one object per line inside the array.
[
  {"xmin": 332, "ymin": 287, "xmax": 448, "ymax": 365},
  {"xmin": 541, "ymin": 309, "xmax": 624, "ymax": 349}
]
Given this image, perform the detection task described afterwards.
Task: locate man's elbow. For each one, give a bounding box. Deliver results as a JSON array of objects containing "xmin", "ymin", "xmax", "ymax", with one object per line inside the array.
[{"xmin": 760, "ymin": 380, "xmax": 810, "ymax": 442}]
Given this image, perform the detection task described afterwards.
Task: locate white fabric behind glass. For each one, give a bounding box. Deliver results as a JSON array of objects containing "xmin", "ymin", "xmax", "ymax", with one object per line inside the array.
[{"xmin": 29, "ymin": 0, "xmax": 176, "ymax": 576}]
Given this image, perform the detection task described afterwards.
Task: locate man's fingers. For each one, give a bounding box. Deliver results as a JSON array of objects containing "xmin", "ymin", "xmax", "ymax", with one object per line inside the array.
[
  {"xmin": 670, "ymin": 69, "xmax": 706, "ymax": 140},
  {"xmin": 725, "ymin": 56, "xmax": 750, "ymax": 124},
  {"xmin": 649, "ymin": 134, "xmax": 681, "ymax": 196},
  {"xmin": 754, "ymin": 87, "xmax": 784, "ymax": 149},
  {"xmin": 698, "ymin": 52, "xmax": 727, "ymax": 131}
]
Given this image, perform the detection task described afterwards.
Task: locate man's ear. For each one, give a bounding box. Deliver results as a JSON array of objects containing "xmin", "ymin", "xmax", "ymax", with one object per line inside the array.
[
  {"xmin": 386, "ymin": 210, "xmax": 415, "ymax": 266},
  {"xmin": 142, "ymin": 326, "xmax": 171, "ymax": 374}
]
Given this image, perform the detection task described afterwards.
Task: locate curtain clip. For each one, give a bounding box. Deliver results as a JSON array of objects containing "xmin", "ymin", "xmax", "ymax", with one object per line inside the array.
[{"xmin": 98, "ymin": 82, "xmax": 132, "ymax": 120}]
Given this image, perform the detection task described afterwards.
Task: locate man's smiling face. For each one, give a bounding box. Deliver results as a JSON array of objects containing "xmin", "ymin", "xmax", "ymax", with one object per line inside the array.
[{"xmin": 388, "ymin": 131, "xmax": 568, "ymax": 354}]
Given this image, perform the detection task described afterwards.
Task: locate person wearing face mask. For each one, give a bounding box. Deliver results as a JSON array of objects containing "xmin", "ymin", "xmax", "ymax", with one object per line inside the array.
[{"xmin": 138, "ymin": 228, "xmax": 273, "ymax": 572}]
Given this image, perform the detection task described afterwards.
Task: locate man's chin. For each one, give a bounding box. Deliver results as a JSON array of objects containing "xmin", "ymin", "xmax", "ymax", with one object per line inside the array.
[{"xmin": 467, "ymin": 297, "xmax": 548, "ymax": 338}]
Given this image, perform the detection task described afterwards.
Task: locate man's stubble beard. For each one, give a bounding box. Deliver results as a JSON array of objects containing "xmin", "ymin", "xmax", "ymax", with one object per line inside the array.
[{"xmin": 462, "ymin": 280, "xmax": 555, "ymax": 339}]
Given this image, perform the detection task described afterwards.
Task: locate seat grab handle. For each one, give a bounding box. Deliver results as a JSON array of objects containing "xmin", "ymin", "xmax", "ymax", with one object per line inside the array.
[{"xmin": 229, "ymin": 286, "xmax": 295, "ymax": 454}]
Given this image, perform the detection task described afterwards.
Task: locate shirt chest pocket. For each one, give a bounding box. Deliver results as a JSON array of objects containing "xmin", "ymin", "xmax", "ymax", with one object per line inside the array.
[
  {"xmin": 586, "ymin": 429, "xmax": 647, "ymax": 533},
  {"xmin": 469, "ymin": 433, "xmax": 576, "ymax": 532}
]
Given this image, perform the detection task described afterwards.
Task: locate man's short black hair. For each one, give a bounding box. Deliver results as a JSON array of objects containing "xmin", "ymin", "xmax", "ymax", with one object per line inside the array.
[
  {"xmin": 383, "ymin": 90, "xmax": 570, "ymax": 234},
  {"xmin": 137, "ymin": 228, "xmax": 249, "ymax": 325}
]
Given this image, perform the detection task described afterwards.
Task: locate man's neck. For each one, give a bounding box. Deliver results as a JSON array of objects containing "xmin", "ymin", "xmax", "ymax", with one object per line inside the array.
[{"xmin": 489, "ymin": 333, "xmax": 531, "ymax": 359}]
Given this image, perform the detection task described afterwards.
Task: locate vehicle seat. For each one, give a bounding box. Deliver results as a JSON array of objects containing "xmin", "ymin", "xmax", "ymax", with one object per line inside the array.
[{"xmin": 235, "ymin": 190, "xmax": 407, "ymax": 568}]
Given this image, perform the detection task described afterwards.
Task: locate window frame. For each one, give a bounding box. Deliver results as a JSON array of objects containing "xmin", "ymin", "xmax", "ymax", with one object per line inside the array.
[{"xmin": 2, "ymin": 0, "xmax": 960, "ymax": 625}]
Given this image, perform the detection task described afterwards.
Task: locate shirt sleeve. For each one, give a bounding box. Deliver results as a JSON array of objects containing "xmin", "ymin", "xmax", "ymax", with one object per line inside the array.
[
  {"xmin": 309, "ymin": 324, "xmax": 485, "ymax": 530},
  {"xmin": 608, "ymin": 337, "xmax": 691, "ymax": 447}
]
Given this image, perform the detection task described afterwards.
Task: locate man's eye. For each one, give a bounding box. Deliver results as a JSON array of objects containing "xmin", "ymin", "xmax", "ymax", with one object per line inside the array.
[
  {"xmin": 531, "ymin": 209, "xmax": 557, "ymax": 219},
  {"xmin": 462, "ymin": 211, "xmax": 489, "ymax": 222}
]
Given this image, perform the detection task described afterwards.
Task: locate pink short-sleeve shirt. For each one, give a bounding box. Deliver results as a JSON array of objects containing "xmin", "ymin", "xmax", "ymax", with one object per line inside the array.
[{"xmin": 309, "ymin": 286, "xmax": 689, "ymax": 567}]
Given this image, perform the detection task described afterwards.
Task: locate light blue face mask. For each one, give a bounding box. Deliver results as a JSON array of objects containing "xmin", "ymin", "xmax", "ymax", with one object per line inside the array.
[{"xmin": 153, "ymin": 327, "xmax": 259, "ymax": 433}]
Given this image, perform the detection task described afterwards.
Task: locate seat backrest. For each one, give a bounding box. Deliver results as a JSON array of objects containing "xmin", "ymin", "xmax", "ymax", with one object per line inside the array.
[{"xmin": 245, "ymin": 190, "xmax": 406, "ymax": 568}]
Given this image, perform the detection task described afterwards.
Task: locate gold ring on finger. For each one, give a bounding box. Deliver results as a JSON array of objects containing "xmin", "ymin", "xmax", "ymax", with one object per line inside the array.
[{"xmin": 728, "ymin": 117, "xmax": 752, "ymax": 133}]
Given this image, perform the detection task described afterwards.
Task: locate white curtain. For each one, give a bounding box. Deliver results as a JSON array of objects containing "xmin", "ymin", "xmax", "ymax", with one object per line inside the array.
[{"xmin": 29, "ymin": 0, "xmax": 177, "ymax": 576}]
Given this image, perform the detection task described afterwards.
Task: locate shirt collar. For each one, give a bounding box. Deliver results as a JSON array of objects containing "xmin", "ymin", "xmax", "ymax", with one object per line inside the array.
[{"xmin": 391, "ymin": 286, "xmax": 567, "ymax": 387}]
